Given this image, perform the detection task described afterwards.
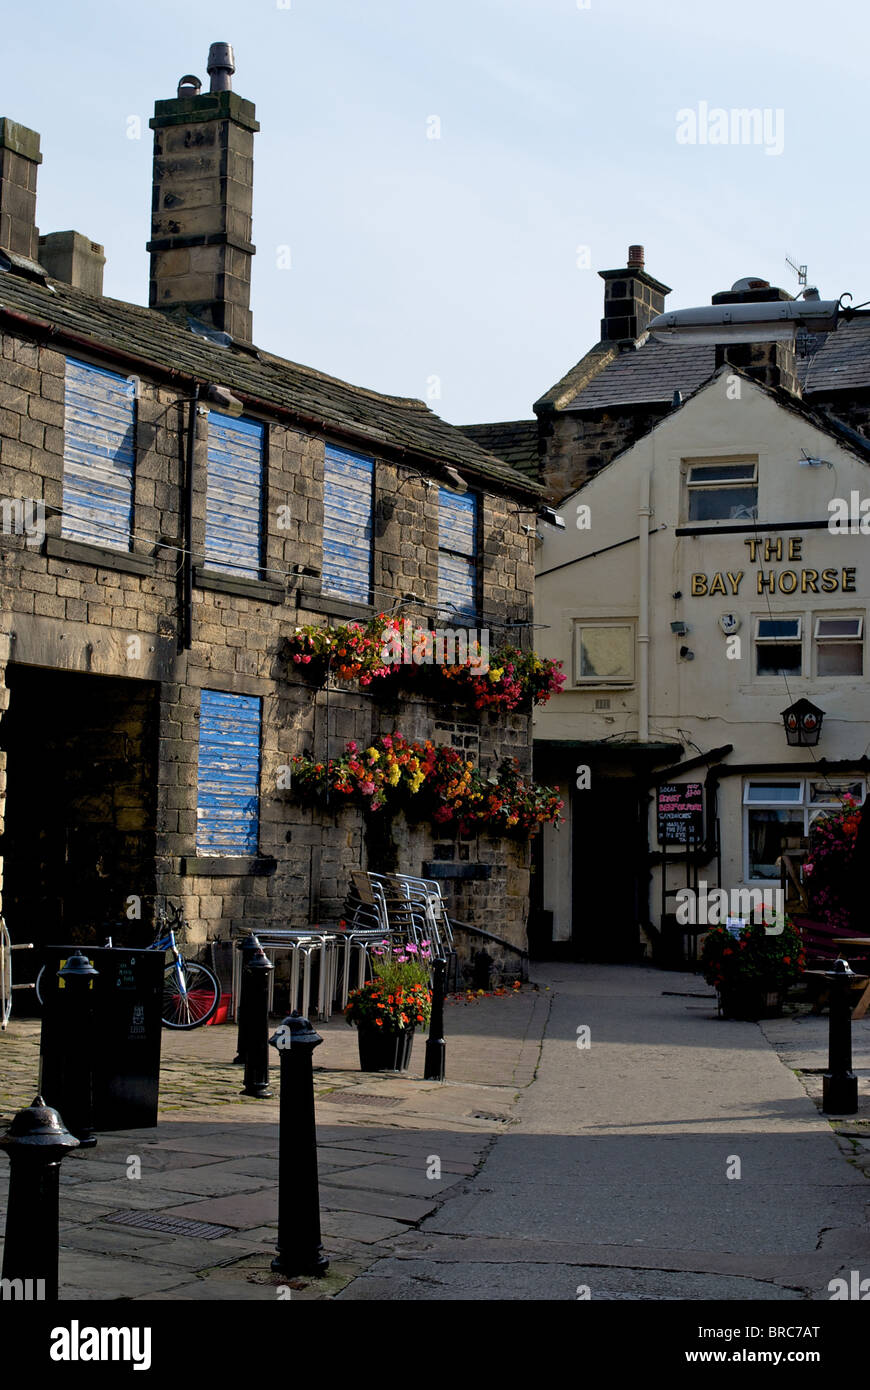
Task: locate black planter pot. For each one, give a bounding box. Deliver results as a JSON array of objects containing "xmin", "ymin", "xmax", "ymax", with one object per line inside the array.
[
  {"xmin": 356, "ymin": 1025, "xmax": 415, "ymax": 1072},
  {"xmin": 718, "ymin": 986, "xmax": 784, "ymax": 1021}
]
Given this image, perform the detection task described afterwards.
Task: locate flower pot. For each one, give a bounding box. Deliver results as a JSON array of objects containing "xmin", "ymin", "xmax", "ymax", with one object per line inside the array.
[
  {"xmin": 356, "ymin": 1025, "xmax": 415, "ymax": 1072},
  {"xmin": 718, "ymin": 986, "xmax": 784, "ymax": 1021}
]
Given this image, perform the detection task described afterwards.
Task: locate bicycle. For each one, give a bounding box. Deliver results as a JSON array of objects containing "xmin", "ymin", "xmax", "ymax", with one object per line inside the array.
[
  {"xmin": 34, "ymin": 905, "xmax": 221, "ymax": 1030},
  {"xmin": 0, "ymin": 917, "xmax": 34, "ymax": 1030}
]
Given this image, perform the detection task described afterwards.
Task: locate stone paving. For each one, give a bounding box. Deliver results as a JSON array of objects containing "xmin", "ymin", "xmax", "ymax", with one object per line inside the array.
[
  {"xmin": 0, "ymin": 986, "xmax": 551, "ymax": 1300},
  {"xmin": 2, "ymin": 971, "xmax": 869, "ymax": 1302}
]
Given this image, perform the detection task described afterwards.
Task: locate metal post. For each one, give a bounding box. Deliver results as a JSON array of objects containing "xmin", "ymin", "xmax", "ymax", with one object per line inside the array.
[
  {"xmin": 233, "ymin": 932, "xmax": 263, "ymax": 1064},
  {"xmin": 823, "ymin": 960, "xmax": 865, "ymax": 1114},
  {"xmin": 242, "ymin": 943, "xmax": 274, "ymax": 1099},
  {"xmin": 43, "ymin": 950, "xmax": 99, "ymax": 1148},
  {"xmin": 424, "ymin": 957, "xmax": 446, "ymax": 1081},
  {"xmin": 0, "ymin": 1096, "xmax": 80, "ymax": 1301},
  {"xmin": 269, "ymin": 1012, "xmax": 329, "ymax": 1277}
]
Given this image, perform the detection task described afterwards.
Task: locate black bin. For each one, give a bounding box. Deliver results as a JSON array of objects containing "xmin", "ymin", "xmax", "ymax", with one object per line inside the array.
[{"xmin": 39, "ymin": 946, "xmax": 164, "ymax": 1130}]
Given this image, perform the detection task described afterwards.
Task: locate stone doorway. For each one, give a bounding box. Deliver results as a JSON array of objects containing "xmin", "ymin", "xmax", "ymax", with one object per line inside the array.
[{"xmin": 0, "ymin": 665, "xmax": 159, "ymax": 970}]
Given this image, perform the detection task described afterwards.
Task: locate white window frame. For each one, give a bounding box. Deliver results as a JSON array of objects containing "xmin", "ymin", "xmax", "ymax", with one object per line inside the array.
[
  {"xmin": 684, "ymin": 457, "xmax": 758, "ymax": 524},
  {"xmin": 813, "ymin": 614, "xmax": 864, "ymax": 677},
  {"xmin": 754, "ymin": 615, "xmax": 803, "ymax": 676},
  {"xmin": 573, "ymin": 621, "xmax": 635, "ymax": 686},
  {"xmin": 742, "ymin": 777, "xmax": 865, "ymax": 883}
]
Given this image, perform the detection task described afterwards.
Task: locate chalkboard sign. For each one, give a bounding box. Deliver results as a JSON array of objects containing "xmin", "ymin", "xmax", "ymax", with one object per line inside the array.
[{"xmin": 657, "ymin": 783, "xmax": 703, "ymax": 844}]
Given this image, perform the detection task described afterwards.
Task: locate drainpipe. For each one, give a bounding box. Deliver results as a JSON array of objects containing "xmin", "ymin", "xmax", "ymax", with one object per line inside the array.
[
  {"xmin": 638, "ymin": 471, "xmax": 651, "ymax": 743},
  {"xmin": 182, "ymin": 384, "xmax": 200, "ymax": 650}
]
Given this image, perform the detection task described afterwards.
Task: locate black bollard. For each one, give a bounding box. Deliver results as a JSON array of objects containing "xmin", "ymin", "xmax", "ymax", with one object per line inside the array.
[
  {"xmin": 1, "ymin": 1095, "xmax": 80, "ymax": 1301},
  {"xmin": 269, "ymin": 1012, "xmax": 329, "ymax": 1277},
  {"xmin": 424, "ymin": 957, "xmax": 446, "ymax": 1081},
  {"xmin": 822, "ymin": 959, "xmax": 866, "ymax": 1114},
  {"xmin": 42, "ymin": 950, "xmax": 99, "ymax": 1148},
  {"xmin": 242, "ymin": 943, "xmax": 274, "ymax": 1099},
  {"xmin": 233, "ymin": 933, "xmax": 263, "ymax": 1064}
]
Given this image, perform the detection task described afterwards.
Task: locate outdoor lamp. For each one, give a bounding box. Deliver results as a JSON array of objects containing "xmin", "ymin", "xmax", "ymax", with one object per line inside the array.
[{"xmin": 781, "ymin": 698, "xmax": 825, "ymax": 747}]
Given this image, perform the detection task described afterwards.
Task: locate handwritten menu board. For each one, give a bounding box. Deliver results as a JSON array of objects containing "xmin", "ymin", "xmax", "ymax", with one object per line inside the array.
[{"xmin": 657, "ymin": 783, "xmax": 703, "ymax": 844}]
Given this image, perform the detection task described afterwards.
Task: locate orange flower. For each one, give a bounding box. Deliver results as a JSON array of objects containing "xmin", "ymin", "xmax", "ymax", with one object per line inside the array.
[{"xmin": 375, "ymin": 1018, "xmax": 383, "ymax": 1027}]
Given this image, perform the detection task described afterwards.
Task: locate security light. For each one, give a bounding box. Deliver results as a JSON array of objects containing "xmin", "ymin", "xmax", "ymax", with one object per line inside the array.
[
  {"xmin": 442, "ymin": 466, "xmax": 468, "ymax": 495},
  {"xmin": 204, "ymin": 383, "xmax": 244, "ymax": 416},
  {"xmin": 538, "ymin": 506, "xmax": 566, "ymax": 529}
]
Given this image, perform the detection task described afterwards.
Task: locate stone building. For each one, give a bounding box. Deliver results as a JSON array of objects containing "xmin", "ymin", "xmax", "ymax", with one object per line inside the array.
[
  {"xmin": 463, "ymin": 243, "xmax": 870, "ymax": 961},
  {"xmin": 532, "ymin": 366, "xmax": 870, "ymax": 961},
  {"xmin": 0, "ymin": 50, "xmax": 544, "ymax": 971},
  {"xmin": 464, "ymin": 245, "xmax": 870, "ymax": 504}
]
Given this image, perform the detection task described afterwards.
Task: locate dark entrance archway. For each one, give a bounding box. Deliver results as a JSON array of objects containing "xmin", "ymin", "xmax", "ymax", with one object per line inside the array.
[{"xmin": 0, "ymin": 665, "xmax": 159, "ymax": 973}]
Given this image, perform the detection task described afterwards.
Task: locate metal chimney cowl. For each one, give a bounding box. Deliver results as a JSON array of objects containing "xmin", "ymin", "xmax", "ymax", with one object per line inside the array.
[{"xmin": 207, "ymin": 43, "xmax": 235, "ymax": 93}]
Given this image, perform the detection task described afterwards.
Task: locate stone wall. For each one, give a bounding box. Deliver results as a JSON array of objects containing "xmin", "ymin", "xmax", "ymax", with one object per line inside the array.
[
  {"xmin": 0, "ymin": 323, "xmax": 537, "ymax": 959},
  {"xmin": 537, "ymin": 402, "xmax": 671, "ymax": 503}
]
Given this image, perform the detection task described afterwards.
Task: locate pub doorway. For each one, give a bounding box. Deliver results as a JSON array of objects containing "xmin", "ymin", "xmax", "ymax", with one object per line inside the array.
[
  {"xmin": 571, "ymin": 773, "xmax": 644, "ymax": 961},
  {"xmin": 0, "ymin": 665, "xmax": 159, "ymax": 979}
]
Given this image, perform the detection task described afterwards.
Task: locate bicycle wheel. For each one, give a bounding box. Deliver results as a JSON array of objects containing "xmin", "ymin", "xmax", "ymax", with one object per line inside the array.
[
  {"xmin": 162, "ymin": 960, "xmax": 220, "ymax": 1029},
  {"xmin": 0, "ymin": 919, "xmax": 11, "ymax": 1030},
  {"xmin": 34, "ymin": 964, "xmax": 46, "ymax": 1007}
]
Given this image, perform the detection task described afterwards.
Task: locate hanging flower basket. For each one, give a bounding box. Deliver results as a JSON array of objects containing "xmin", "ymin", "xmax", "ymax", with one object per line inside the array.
[{"xmin": 289, "ymin": 731, "xmax": 564, "ymax": 840}]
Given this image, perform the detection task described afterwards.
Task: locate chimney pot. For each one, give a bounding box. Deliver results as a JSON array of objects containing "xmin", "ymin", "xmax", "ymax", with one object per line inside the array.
[
  {"xmin": 177, "ymin": 74, "xmax": 202, "ymax": 99},
  {"xmin": 597, "ymin": 246, "xmax": 670, "ymax": 343},
  {"xmin": 207, "ymin": 43, "xmax": 235, "ymax": 92}
]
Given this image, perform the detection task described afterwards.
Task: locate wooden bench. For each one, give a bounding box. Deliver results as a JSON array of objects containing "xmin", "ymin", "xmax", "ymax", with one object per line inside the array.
[{"xmin": 792, "ymin": 913, "xmax": 870, "ymax": 1016}]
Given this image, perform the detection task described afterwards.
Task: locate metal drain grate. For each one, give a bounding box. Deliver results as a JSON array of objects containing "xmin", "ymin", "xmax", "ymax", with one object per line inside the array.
[
  {"xmin": 104, "ymin": 1210, "xmax": 235, "ymax": 1239},
  {"xmin": 319, "ymin": 1091, "xmax": 402, "ymax": 1108}
]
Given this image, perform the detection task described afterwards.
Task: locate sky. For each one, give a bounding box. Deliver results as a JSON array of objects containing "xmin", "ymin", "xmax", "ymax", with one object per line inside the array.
[{"xmin": 2, "ymin": 0, "xmax": 868, "ymax": 425}]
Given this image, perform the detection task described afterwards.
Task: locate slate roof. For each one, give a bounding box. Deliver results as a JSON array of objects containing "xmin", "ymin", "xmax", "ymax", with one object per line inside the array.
[
  {"xmin": 458, "ymin": 420, "xmax": 540, "ymax": 480},
  {"xmin": 798, "ymin": 317, "xmax": 870, "ymax": 396},
  {"xmin": 534, "ymin": 317, "xmax": 870, "ymax": 415},
  {"xmin": 556, "ymin": 340, "xmax": 716, "ymax": 410},
  {"xmin": 0, "ymin": 267, "xmax": 542, "ymax": 498}
]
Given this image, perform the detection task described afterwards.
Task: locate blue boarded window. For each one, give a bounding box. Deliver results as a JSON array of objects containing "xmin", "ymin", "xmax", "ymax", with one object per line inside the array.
[
  {"xmin": 61, "ymin": 357, "xmax": 136, "ymax": 550},
  {"xmin": 205, "ymin": 413, "xmax": 265, "ymax": 579},
  {"xmin": 322, "ymin": 444, "xmax": 374, "ymax": 603},
  {"xmin": 196, "ymin": 690, "xmax": 261, "ymax": 857},
  {"xmin": 438, "ymin": 488, "xmax": 478, "ymax": 622}
]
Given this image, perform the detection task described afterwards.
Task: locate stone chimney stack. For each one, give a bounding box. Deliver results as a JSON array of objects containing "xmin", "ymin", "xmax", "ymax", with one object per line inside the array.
[
  {"xmin": 147, "ymin": 43, "xmax": 259, "ymax": 342},
  {"xmin": 0, "ymin": 119, "xmax": 41, "ymax": 261},
  {"xmin": 712, "ymin": 277, "xmax": 800, "ymax": 397},
  {"xmin": 599, "ymin": 245, "xmax": 671, "ymax": 343},
  {"xmin": 39, "ymin": 231, "xmax": 105, "ymax": 296}
]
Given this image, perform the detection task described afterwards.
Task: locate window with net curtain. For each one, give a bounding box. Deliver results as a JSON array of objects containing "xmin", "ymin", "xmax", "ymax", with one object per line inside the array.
[{"xmin": 574, "ymin": 623, "xmax": 635, "ymax": 683}]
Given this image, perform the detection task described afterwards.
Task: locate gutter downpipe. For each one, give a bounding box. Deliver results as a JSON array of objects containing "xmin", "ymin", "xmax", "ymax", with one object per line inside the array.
[
  {"xmin": 638, "ymin": 471, "xmax": 651, "ymax": 744},
  {"xmin": 182, "ymin": 384, "xmax": 200, "ymax": 651}
]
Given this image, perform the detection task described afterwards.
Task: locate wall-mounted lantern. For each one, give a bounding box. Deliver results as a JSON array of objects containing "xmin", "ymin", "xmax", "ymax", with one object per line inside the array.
[{"xmin": 781, "ymin": 698, "xmax": 825, "ymax": 747}]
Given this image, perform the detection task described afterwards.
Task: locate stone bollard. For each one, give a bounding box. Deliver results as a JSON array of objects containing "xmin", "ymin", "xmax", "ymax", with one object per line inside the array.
[
  {"xmin": 1, "ymin": 1095, "xmax": 80, "ymax": 1301},
  {"xmin": 233, "ymin": 932, "xmax": 263, "ymax": 1064},
  {"xmin": 424, "ymin": 957, "xmax": 446, "ymax": 1081},
  {"xmin": 269, "ymin": 1012, "xmax": 329, "ymax": 1277},
  {"xmin": 823, "ymin": 959, "xmax": 866, "ymax": 1114},
  {"xmin": 241, "ymin": 942, "xmax": 274, "ymax": 1099}
]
